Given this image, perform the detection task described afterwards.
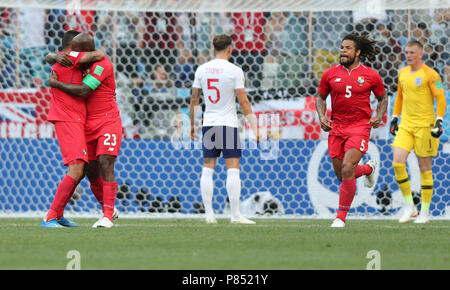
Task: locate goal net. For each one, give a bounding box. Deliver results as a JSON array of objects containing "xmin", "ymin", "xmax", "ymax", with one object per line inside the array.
[{"xmin": 0, "ymin": 0, "xmax": 448, "ymax": 219}]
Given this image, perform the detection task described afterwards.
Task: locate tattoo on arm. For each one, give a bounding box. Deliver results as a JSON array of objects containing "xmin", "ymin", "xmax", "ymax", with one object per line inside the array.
[
  {"xmin": 375, "ymin": 92, "xmax": 388, "ymax": 120},
  {"xmin": 315, "ymin": 93, "xmax": 327, "ymax": 117}
]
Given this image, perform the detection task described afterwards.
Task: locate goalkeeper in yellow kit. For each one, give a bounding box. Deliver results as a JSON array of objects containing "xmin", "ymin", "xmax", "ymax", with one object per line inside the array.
[{"xmin": 390, "ymin": 40, "xmax": 446, "ymax": 224}]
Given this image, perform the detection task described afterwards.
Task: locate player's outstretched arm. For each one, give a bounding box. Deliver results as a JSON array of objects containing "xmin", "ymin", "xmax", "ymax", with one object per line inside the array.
[
  {"xmin": 45, "ymin": 52, "xmax": 73, "ymax": 67},
  {"xmin": 315, "ymin": 93, "xmax": 332, "ymax": 132},
  {"xmin": 189, "ymin": 88, "xmax": 201, "ymax": 140},
  {"xmin": 369, "ymin": 91, "xmax": 388, "ymax": 128},
  {"xmin": 77, "ymin": 50, "xmax": 105, "ymax": 64},
  {"xmin": 49, "ymin": 71, "xmax": 93, "ymax": 98},
  {"xmin": 236, "ymin": 88, "xmax": 260, "ymax": 142}
]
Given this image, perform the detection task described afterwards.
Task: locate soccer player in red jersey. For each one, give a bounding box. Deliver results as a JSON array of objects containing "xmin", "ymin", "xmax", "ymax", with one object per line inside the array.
[
  {"xmin": 49, "ymin": 33, "xmax": 122, "ymax": 228},
  {"xmin": 41, "ymin": 30, "xmax": 105, "ymax": 228},
  {"xmin": 315, "ymin": 33, "xmax": 388, "ymax": 228}
]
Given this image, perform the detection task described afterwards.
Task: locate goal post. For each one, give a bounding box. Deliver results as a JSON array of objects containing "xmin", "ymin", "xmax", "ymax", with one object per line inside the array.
[{"xmin": 0, "ymin": 0, "xmax": 448, "ymax": 219}]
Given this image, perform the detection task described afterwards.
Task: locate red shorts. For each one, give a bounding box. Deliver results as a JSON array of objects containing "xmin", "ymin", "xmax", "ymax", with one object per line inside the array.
[
  {"xmin": 85, "ymin": 116, "xmax": 122, "ymax": 160},
  {"xmin": 328, "ymin": 133, "xmax": 370, "ymax": 160},
  {"xmin": 54, "ymin": 121, "xmax": 88, "ymax": 166}
]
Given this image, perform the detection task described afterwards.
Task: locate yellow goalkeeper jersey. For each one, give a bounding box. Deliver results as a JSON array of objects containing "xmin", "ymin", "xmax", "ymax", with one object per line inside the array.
[{"xmin": 393, "ymin": 64, "xmax": 446, "ymax": 128}]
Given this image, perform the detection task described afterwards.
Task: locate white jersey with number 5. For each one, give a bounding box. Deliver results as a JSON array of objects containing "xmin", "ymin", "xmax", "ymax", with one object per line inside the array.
[{"xmin": 193, "ymin": 58, "xmax": 245, "ymax": 128}]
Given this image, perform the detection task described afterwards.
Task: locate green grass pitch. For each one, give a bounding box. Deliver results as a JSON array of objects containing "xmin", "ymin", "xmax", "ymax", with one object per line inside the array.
[{"xmin": 0, "ymin": 218, "xmax": 449, "ymax": 270}]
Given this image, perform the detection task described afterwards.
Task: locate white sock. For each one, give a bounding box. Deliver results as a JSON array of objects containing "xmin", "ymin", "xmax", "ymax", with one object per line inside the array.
[
  {"xmin": 226, "ymin": 168, "xmax": 241, "ymax": 220},
  {"xmin": 200, "ymin": 167, "xmax": 215, "ymax": 218}
]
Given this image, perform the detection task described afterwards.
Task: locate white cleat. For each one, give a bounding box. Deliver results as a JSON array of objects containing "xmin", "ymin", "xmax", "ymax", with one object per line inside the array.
[
  {"xmin": 231, "ymin": 216, "xmax": 256, "ymax": 225},
  {"xmin": 113, "ymin": 207, "xmax": 119, "ymax": 220},
  {"xmin": 330, "ymin": 218, "xmax": 345, "ymax": 228},
  {"xmin": 93, "ymin": 217, "xmax": 113, "ymax": 228},
  {"xmin": 398, "ymin": 204, "xmax": 418, "ymax": 223},
  {"xmin": 206, "ymin": 216, "xmax": 217, "ymax": 224},
  {"xmin": 414, "ymin": 211, "xmax": 430, "ymax": 224},
  {"xmin": 364, "ymin": 160, "xmax": 377, "ymax": 188}
]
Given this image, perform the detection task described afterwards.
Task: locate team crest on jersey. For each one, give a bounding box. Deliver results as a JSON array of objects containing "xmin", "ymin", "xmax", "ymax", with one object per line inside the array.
[
  {"xmin": 415, "ymin": 77, "xmax": 422, "ymax": 86},
  {"xmin": 334, "ymin": 78, "xmax": 341, "ymax": 82},
  {"xmin": 357, "ymin": 76, "xmax": 365, "ymax": 85}
]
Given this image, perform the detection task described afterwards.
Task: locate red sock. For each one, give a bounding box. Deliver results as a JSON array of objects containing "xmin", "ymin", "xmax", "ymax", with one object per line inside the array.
[
  {"xmin": 336, "ymin": 178, "xmax": 356, "ymax": 222},
  {"xmin": 355, "ymin": 164, "xmax": 372, "ymax": 178},
  {"xmin": 90, "ymin": 176, "xmax": 104, "ymax": 210},
  {"xmin": 57, "ymin": 179, "xmax": 81, "ymax": 219},
  {"xmin": 47, "ymin": 175, "xmax": 78, "ymax": 221},
  {"xmin": 103, "ymin": 181, "xmax": 118, "ymax": 221}
]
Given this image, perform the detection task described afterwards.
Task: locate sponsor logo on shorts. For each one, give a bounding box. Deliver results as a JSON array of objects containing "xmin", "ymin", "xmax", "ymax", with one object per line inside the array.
[{"xmin": 108, "ymin": 147, "xmax": 114, "ymax": 152}]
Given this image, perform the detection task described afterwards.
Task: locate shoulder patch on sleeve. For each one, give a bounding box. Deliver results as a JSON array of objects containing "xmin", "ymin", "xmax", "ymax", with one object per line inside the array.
[
  {"xmin": 68, "ymin": 51, "xmax": 79, "ymax": 57},
  {"xmin": 93, "ymin": 65, "xmax": 104, "ymax": 76},
  {"xmin": 435, "ymin": 81, "xmax": 443, "ymax": 89}
]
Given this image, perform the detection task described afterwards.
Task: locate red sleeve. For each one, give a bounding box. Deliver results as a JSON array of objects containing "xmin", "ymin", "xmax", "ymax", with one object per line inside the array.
[
  {"xmin": 371, "ymin": 70, "xmax": 386, "ymax": 97},
  {"xmin": 88, "ymin": 61, "xmax": 109, "ymax": 83},
  {"xmin": 317, "ymin": 68, "xmax": 331, "ymax": 96}
]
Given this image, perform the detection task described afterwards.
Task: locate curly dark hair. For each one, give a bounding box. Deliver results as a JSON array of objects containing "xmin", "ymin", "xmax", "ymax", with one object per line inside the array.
[{"xmin": 342, "ymin": 32, "xmax": 380, "ymax": 63}]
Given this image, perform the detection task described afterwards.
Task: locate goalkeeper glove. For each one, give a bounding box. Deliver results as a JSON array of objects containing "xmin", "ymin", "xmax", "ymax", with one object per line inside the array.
[
  {"xmin": 431, "ymin": 119, "xmax": 443, "ymax": 138},
  {"xmin": 390, "ymin": 116, "xmax": 399, "ymax": 136}
]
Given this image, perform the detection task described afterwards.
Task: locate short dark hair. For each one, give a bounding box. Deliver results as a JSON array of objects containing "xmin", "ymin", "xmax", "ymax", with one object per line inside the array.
[
  {"xmin": 213, "ymin": 34, "xmax": 232, "ymax": 52},
  {"xmin": 406, "ymin": 39, "xmax": 423, "ymax": 50},
  {"xmin": 62, "ymin": 30, "xmax": 81, "ymax": 49}
]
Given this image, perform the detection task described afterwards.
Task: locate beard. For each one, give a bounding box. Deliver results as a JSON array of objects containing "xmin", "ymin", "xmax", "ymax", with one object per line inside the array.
[{"xmin": 340, "ymin": 54, "xmax": 356, "ymax": 67}]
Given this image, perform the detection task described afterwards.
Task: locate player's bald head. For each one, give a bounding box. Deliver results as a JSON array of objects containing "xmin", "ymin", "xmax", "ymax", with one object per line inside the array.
[{"xmin": 71, "ymin": 33, "xmax": 95, "ymax": 52}]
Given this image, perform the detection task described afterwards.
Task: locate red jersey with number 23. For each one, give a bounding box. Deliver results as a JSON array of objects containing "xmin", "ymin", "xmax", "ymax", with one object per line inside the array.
[
  {"xmin": 47, "ymin": 51, "xmax": 87, "ymax": 123},
  {"xmin": 82, "ymin": 56, "xmax": 122, "ymax": 159},
  {"xmin": 318, "ymin": 63, "xmax": 385, "ymax": 136}
]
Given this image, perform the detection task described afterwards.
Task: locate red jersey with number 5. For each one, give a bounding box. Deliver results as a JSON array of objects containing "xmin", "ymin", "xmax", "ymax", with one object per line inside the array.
[{"xmin": 318, "ymin": 64, "xmax": 385, "ymax": 134}]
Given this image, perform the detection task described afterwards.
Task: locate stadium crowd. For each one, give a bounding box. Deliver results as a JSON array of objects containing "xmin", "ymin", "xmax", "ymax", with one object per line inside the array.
[{"xmin": 0, "ymin": 7, "xmax": 448, "ymax": 139}]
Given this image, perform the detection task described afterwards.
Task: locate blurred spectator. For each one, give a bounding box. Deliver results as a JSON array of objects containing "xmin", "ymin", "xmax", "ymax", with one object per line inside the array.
[
  {"xmin": 143, "ymin": 64, "xmax": 175, "ymax": 102},
  {"xmin": 65, "ymin": 8, "xmax": 95, "ymax": 33},
  {"xmin": 95, "ymin": 11, "xmax": 145, "ymax": 79},
  {"xmin": 261, "ymin": 12, "xmax": 286, "ymax": 89},
  {"xmin": 264, "ymin": 12, "xmax": 286, "ymax": 63},
  {"xmin": 411, "ymin": 22, "xmax": 444, "ymax": 77},
  {"xmin": 18, "ymin": 5, "xmax": 48, "ymax": 87},
  {"xmin": 312, "ymin": 11, "xmax": 352, "ymax": 80},
  {"xmin": 282, "ymin": 12, "xmax": 308, "ymax": 57},
  {"xmin": 135, "ymin": 64, "xmax": 178, "ymax": 140},
  {"xmin": 429, "ymin": 8, "xmax": 449, "ymax": 45},
  {"xmin": 174, "ymin": 49, "xmax": 196, "ymax": 88},
  {"xmin": 194, "ymin": 12, "xmax": 235, "ymax": 65},
  {"xmin": 353, "ymin": 4, "xmax": 388, "ymax": 32},
  {"xmin": 371, "ymin": 21, "xmax": 403, "ymax": 95},
  {"xmin": 231, "ymin": 12, "xmax": 266, "ymax": 88},
  {"xmin": 143, "ymin": 12, "xmax": 179, "ymax": 68},
  {"xmin": 429, "ymin": 9, "xmax": 449, "ymax": 83},
  {"xmin": 44, "ymin": 9, "xmax": 66, "ymax": 52},
  {"xmin": 176, "ymin": 12, "xmax": 197, "ymax": 52},
  {"xmin": 0, "ymin": 7, "xmax": 15, "ymax": 88}
]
